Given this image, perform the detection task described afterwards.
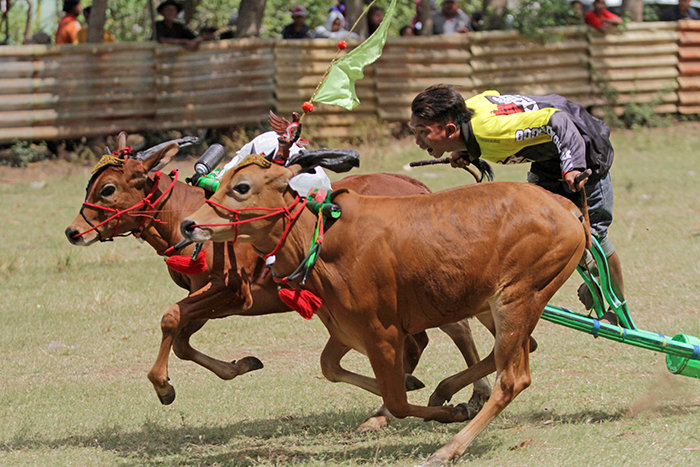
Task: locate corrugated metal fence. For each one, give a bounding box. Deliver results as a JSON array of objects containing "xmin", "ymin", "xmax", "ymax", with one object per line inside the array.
[{"xmin": 1, "ymin": 21, "xmax": 699, "ymax": 143}]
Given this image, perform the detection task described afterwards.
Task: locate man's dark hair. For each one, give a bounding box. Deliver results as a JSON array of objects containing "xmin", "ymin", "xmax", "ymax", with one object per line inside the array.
[
  {"xmin": 63, "ymin": 0, "xmax": 80, "ymax": 13},
  {"xmin": 411, "ymin": 84, "xmax": 474, "ymax": 125}
]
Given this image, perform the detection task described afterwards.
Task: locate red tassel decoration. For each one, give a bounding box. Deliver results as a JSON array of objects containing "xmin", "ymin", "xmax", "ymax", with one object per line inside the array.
[
  {"xmin": 278, "ymin": 288, "xmax": 322, "ymax": 320},
  {"xmin": 165, "ymin": 249, "xmax": 208, "ymax": 275}
]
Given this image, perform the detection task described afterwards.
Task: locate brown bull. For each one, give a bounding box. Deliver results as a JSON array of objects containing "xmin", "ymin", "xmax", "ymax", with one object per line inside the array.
[
  {"xmin": 181, "ymin": 155, "xmax": 587, "ymax": 464},
  {"xmin": 64, "ymin": 133, "xmax": 491, "ymax": 431}
]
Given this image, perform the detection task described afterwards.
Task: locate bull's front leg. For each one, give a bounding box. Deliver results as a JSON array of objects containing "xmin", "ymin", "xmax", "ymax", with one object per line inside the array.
[
  {"xmin": 320, "ymin": 335, "xmax": 426, "ymax": 432},
  {"xmin": 147, "ymin": 302, "xmax": 181, "ymax": 405}
]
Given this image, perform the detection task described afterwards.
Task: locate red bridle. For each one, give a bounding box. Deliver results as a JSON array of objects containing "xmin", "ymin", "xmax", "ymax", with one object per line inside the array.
[
  {"xmin": 194, "ymin": 195, "xmax": 307, "ymax": 258},
  {"xmin": 74, "ymin": 169, "xmax": 179, "ymax": 241}
]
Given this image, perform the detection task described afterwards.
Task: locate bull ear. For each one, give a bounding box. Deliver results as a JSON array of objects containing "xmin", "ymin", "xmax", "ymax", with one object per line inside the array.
[
  {"xmin": 142, "ymin": 142, "xmax": 180, "ymax": 173},
  {"xmin": 285, "ymin": 148, "xmax": 360, "ymax": 174}
]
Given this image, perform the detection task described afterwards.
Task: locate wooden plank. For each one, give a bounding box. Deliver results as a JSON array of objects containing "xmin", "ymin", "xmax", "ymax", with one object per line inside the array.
[
  {"xmin": 471, "ymin": 54, "xmax": 586, "ymax": 72},
  {"xmin": 588, "ymin": 30, "xmax": 679, "ymax": 45},
  {"xmin": 678, "ymin": 91, "xmax": 700, "ymax": 104},
  {"xmin": 679, "ymin": 63, "xmax": 700, "ymax": 75},
  {"xmin": 589, "ymin": 43, "xmax": 678, "ymax": 57},
  {"xmin": 589, "ymin": 55, "xmax": 678, "ymax": 69},
  {"xmin": 471, "ymin": 69, "xmax": 589, "ymax": 87},
  {"xmin": 603, "ymin": 79, "xmax": 678, "ymax": 92},
  {"xmin": 470, "ymin": 39, "xmax": 587, "ymax": 58},
  {"xmin": 680, "ymin": 31, "xmax": 700, "ymax": 44},
  {"xmin": 0, "ymin": 77, "xmax": 156, "ymax": 94},
  {"xmin": 678, "ymin": 76, "xmax": 700, "ymax": 90},
  {"xmin": 679, "ymin": 20, "xmax": 700, "ymax": 32},
  {"xmin": 594, "ymin": 67, "xmax": 679, "ymax": 80},
  {"xmin": 678, "ymin": 105, "xmax": 700, "ymax": 113},
  {"xmin": 679, "ymin": 47, "xmax": 700, "ymax": 60},
  {"xmin": 375, "ymin": 64, "xmax": 473, "ymax": 78}
]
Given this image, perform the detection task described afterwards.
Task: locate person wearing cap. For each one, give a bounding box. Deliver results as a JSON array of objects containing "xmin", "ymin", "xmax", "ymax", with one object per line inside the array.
[
  {"xmin": 55, "ymin": 0, "xmax": 82, "ymax": 45},
  {"xmin": 432, "ymin": 0, "xmax": 471, "ymax": 35},
  {"xmin": 282, "ymin": 5, "xmax": 312, "ymax": 39},
  {"xmin": 155, "ymin": 0, "xmax": 202, "ymax": 50}
]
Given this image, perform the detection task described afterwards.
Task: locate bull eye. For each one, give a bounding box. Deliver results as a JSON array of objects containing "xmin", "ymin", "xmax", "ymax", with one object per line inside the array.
[
  {"xmin": 100, "ymin": 185, "xmax": 116, "ymax": 197},
  {"xmin": 233, "ymin": 183, "xmax": 250, "ymax": 195}
]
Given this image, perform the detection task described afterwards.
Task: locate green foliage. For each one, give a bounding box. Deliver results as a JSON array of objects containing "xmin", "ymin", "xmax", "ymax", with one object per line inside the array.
[
  {"xmin": 512, "ymin": 0, "xmax": 580, "ymax": 43},
  {"xmin": 4, "ymin": 141, "xmax": 49, "ymax": 168}
]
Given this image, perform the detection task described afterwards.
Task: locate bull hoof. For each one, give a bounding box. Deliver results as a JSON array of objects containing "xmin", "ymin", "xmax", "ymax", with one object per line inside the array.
[
  {"xmin": 357, "ymin": 416, "xmax": 390, "ymax": 433},
  {"xmin": 405, "ymin": 374, "xmax": 426, "ymax": 391},
  {"xmin": 420, "ymin": 456, "xmax": 448, "ymax": 466},
  {"xmin": 157, "ymin": 389, "xmax": 176, "ymax": 405},
  {"xmin": 466, "ymin": 391, "xmax": 489, "ymax": 417},
  {"xmin": 238, "ymin": 356, "xmax": 264, "ymax": 372}
]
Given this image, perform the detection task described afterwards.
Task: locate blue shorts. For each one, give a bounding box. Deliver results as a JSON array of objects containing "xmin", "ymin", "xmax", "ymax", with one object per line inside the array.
[{"xmin": 527, "ymin": 171, "xmax": 615, "ymax": 257}]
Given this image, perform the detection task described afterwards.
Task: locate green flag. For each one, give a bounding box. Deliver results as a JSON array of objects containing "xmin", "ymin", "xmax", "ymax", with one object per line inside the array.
[{"xmin": 313, "ymin": 0, "xmax": 398, "ymax": 110}]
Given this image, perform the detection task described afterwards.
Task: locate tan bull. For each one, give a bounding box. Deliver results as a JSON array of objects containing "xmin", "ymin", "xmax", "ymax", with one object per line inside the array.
[
  {"xmin": 181, "ymin": 154, "xmax": 588, "ymax": 464},
  {"xmin": 65, "ymin": 133, "xmax": 491, "ymax": 431}
]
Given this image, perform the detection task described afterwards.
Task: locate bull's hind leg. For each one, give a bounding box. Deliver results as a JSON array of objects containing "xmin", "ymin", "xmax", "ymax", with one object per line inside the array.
[
  {"xmin": 438, "ymin": 318, "xmax": 492, "ymax": 415},
  {"xmin": 423, "ymin": 328, "xmax": 534, "ymax": 466}
]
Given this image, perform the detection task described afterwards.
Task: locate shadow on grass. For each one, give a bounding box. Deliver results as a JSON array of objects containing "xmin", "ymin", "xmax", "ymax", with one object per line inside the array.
[
  {"xmin": 0, "ymin": 408, "xmax": 502, "ymax": 466},
  {"xmin": 4, "ymin": 402, "xmax": 697, "ymax": 465}
]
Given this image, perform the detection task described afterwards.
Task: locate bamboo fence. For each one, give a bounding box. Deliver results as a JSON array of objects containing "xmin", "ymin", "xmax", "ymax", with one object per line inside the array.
[
  {"xmin": 588, "ymin": 22, "xmax": 680, "ymax": 116},
  {"xmin": 678, "ymin": 19, "xmax": 700, "ymax": 114},
  {"xmin": 0, "ymin": 22, "xmax": 699, "ymax": 143}
]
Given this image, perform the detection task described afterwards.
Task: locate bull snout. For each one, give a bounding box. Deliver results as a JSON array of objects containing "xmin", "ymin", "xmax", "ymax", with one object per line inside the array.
[
  {"xmin": 181, "ymin": 218, "xmax": 211, "ymax": 243},
  {"xmin": 65, "ymin": 227, "xmax": 93, "ymax": 246}
]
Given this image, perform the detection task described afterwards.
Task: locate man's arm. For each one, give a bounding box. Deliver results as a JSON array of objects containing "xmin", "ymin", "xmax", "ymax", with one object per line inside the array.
[{"xmin": 548, "ymin": 111, "xmax": 588, "ymax": 191}]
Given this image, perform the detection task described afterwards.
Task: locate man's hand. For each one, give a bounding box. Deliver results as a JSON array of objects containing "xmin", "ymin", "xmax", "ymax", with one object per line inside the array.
[
  {"xmin": 563, "ymin": 170, "xmax": 588, "ymax": 192},
  {"xmin": 449, "ymin": 151, "xmax": 468, "ymax": 168}
]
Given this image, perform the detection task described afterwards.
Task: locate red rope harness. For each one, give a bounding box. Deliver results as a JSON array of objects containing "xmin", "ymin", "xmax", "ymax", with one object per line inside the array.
[
  {"xmin": 75, "ymin": 169, "xmax": 179, "ymax": 240},
  {"xmin": 194, "ymin": 195, "xmax": 307, "ymax": 258}
]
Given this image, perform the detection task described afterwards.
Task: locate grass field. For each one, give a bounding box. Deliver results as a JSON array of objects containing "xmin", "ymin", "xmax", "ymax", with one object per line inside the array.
[{"xmin": 1, "ymin": 122, "xmax": 699, "ymax": 466}]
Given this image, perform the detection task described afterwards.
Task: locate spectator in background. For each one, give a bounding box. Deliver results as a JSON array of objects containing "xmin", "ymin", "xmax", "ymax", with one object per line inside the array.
[
  {"xmin": 585, "ymin": 0, "xmax": 622, "ymax": 33},
  {"xmin": 433, "ymin": 0, "xmax": 472, "ymax": 35},
  {"xmin": 155, "ymin": 0, "xmax": 202, "ymax": 50},
  {"xmin": 660, "ymin": 0, "xmax": 700, "ymax": 20},
  {"xmin": 367, "ymin": 5, "xmax": 385, "ymax": 36},
  {"xmin": 282, "ymin": 5, "xmax": 313, "ymax": 39},
  {"xmin": 469, "ymin": 10, "xmax": 483, "ymax": 31},
  {"xmin": 313, "ymin": 9, "xmax": 359, "ymax": 40},
  {"xmin": 199, "ymin": 25, "xmax": 218, "ymax": 41},
  {"xmin": 571, "ymin": 0, "xmax": 585, "ymax": 19},
  {"xmin": 77, "ymin": 5, "xmax": 115, "ymax": 43},
  {"xmin": 55, "ymin": 0, "xmax": 82, "ymax": 45},
  {"xmin": 400, "ymin": 25, "xmax": 416, "ymax": 36},
  {"xmin": 32, "ymin": 31, "xmax": 52, "ymax": 44}
]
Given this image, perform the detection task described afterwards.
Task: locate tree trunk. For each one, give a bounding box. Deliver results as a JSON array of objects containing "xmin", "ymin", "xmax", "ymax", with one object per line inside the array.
[
  {"xmin": 420, "ymin": 0, "xmax": 433, "ymax": 36},
  {"xmin": 87, "ymin": 0, "xmax": 107, "ymax": 43},
  {"xmin": 344, "ymin": 0, "xmax": 367, "ymax": 38},
  {"xmin": 621, "ymin": 0, "xmax": 643, "ymax": 21},
  {"xmin": 147, "ymin": 0, "xmax": 157, "ymax": 41},
  {"xmin": 236, "ymin": 0, "xmax": 266, "ymax": 38},
  {"xmin": 183, "ymin": 0, "xmax": 200, "ymax": 23},
  {"xmin": 23, "ymin": 0, "xmax": 33, "ymax": 44}
]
